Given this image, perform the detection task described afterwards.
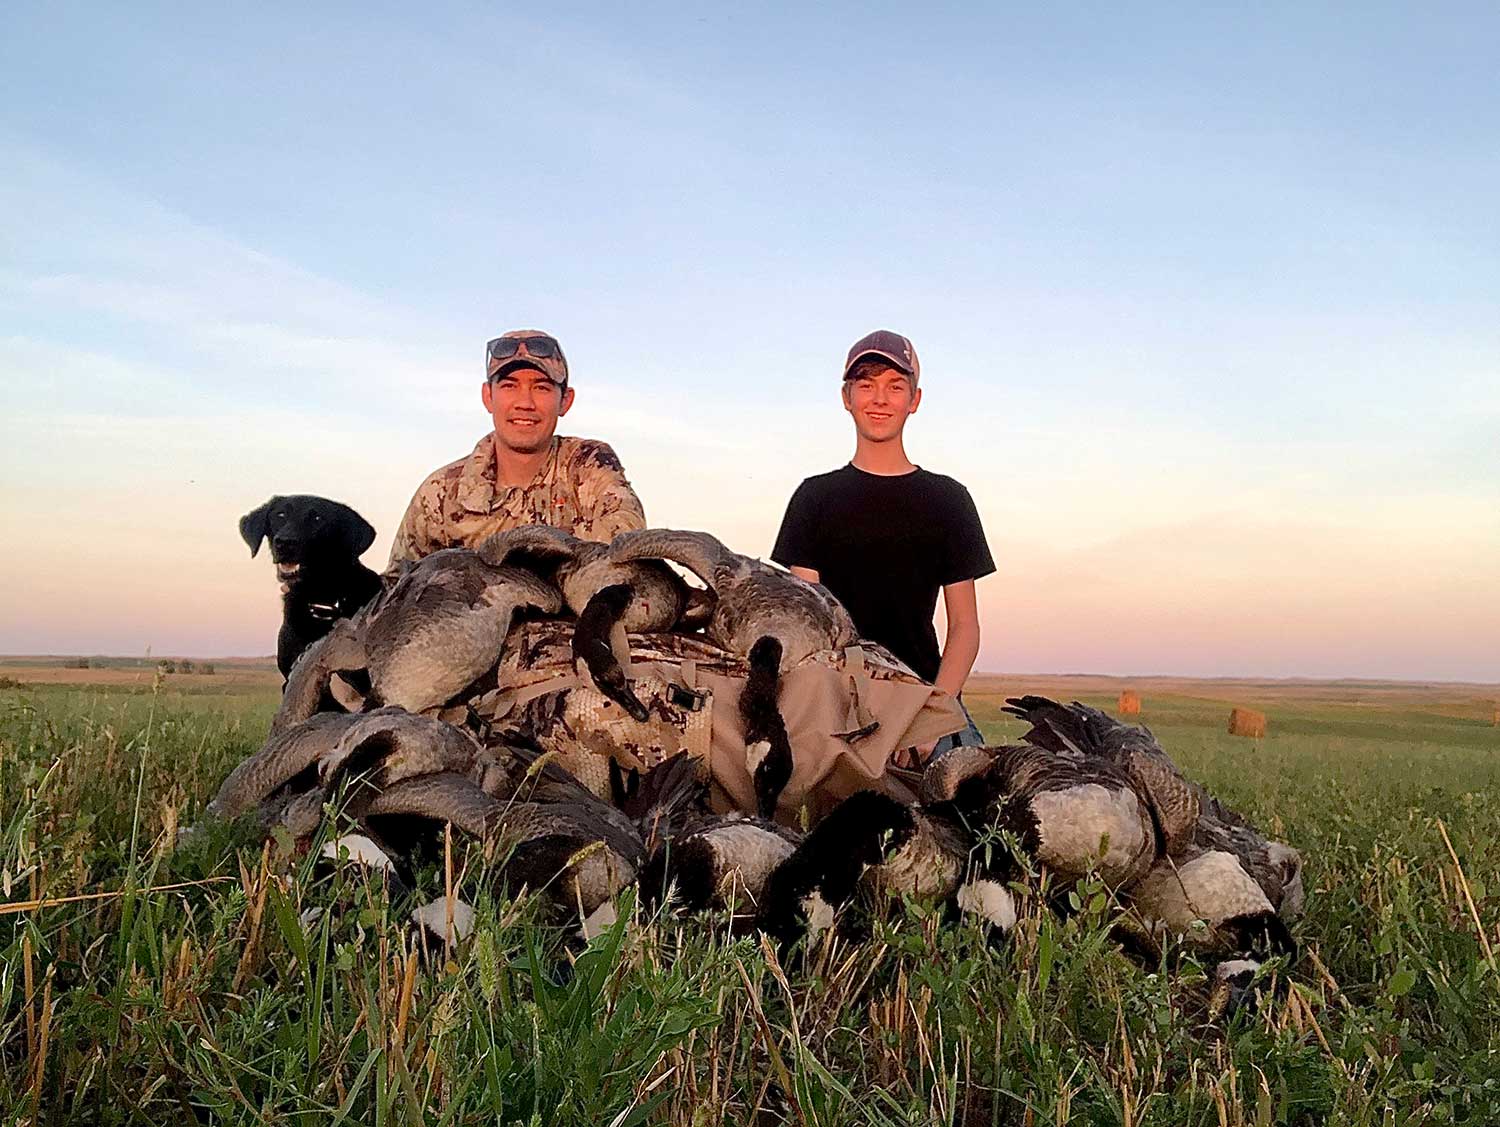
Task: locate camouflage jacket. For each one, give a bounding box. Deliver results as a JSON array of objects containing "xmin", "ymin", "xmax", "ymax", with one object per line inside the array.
[{"xmin": 387, "ymin": 433, "xmax": 646, "ymax": 568}]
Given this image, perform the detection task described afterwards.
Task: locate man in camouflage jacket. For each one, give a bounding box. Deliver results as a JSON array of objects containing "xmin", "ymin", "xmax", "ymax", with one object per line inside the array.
[{"xmin": 388, "ymin": 330, "xmax": 646, "ymax": 567}]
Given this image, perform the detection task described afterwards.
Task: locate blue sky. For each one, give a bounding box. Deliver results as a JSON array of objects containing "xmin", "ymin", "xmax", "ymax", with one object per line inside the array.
[{"xmin": 2, "ymin": 3, "xmax": 1497, "ymax": 679}]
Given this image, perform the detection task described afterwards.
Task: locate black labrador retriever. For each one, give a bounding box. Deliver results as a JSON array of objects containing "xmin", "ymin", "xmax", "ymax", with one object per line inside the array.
[{"xmin": 240, "ymin": 495, "xmax": 383, "ymax": 680}]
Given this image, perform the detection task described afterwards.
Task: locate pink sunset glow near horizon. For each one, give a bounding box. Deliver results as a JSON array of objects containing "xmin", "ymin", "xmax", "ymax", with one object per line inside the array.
[{"xmin": 2, "ymin": 8, "xmax": 1497, "ymax": 683}]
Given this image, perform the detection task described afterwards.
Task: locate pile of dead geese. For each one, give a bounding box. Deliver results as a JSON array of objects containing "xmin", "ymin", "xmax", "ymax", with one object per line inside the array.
[{"xmin": 199, "ymin": 526, "xmax": 1305, "ymax": 1007}]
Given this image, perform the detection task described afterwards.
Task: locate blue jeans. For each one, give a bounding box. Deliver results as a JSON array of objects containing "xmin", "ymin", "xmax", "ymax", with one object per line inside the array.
[{"xmin": 929, "ymin": 695, "xmax": 985, "ymax": 763}]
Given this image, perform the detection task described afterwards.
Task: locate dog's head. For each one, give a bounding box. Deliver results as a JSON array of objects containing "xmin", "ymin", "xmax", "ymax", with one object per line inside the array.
[{"xmin": 239, "ymin": 495, "xmax": 376, "ymax": 585}]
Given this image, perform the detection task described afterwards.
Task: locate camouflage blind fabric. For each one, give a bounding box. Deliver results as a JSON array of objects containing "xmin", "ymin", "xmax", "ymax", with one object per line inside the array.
[
  {"xmin": 468, "ymin": 621, "xmax": 968, "ymax": 824},
  {"xmin": 387, "ymin": 434, "xmax": 647, "ymax": 568}
]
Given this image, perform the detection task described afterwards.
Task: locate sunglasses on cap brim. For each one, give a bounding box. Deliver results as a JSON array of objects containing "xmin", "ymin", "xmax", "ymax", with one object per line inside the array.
[{"xmin": 487, "ymin": 335, "xmax": 563, "ymax": 362}]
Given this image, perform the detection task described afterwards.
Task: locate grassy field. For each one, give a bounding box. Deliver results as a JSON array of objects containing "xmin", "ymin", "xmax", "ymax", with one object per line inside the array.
[{"xmin": 2, "ymin": 670, "xmax": 1497, "ymax": 1125}]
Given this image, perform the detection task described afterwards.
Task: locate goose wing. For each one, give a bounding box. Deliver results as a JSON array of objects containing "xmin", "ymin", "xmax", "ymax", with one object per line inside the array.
[
  {"xmin": 919, "ymin": 746, "xmax": 998, "ymax": 803},
  {"xmin": 208, "ymin": 712, "xmax": 361, "ymax": 819},
  {"xmin": 607, "ymin": 528, "xmax": 740, "ymax": 590},
  {"xmin": 480, "ymin": 563, "xmax": 564, "ymax": 617},
  {"xmin": 492, "ymin": 736, "xmax": 652, "ymax": 864},
  {"xmin": 320, "ymin": 707, "xmax": 481, "ymax": 792},
  {"xmin": 270, "ymin": 617, "xmax": 366, "ymax": 736},
  {"xmin": 367, "ymin": 549, "xmax": 491, "ymax": 623},
  {"xmin": 476, "ymin": 525, "xmax": 584, "ymax": 568},
  {"xmin": 1003, "ymin": 695, "xmax": 1199, "ymax": 853},
  {"xmin": 362, "ymin": 772, "xmax": 503, "ymax": 840}
]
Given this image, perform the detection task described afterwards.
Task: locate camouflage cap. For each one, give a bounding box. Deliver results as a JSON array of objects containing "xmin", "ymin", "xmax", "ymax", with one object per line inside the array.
[
  {"xmin": 842, "ymin": 329, "xmax": 920, "ymax": 387},
  {"xmin": 486, "ymin": 329, "xmax": 569, "ymax": 388}
]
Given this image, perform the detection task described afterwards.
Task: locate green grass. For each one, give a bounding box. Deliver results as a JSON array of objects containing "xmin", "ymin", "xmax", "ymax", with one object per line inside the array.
[{"xmin": 2, "ymin": 677, "xmax": 1498, "ymax": 1124}]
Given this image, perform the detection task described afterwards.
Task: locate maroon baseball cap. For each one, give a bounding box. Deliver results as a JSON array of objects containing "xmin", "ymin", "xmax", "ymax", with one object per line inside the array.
[{"xmin": 843, "ymin": 329, "xmax": 920, "ymax": 386}]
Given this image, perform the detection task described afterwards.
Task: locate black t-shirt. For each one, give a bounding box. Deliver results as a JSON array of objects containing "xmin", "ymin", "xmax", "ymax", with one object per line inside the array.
[{"xmin": 771, "ymin": 465, "xmax": 995, "ymax": 683}]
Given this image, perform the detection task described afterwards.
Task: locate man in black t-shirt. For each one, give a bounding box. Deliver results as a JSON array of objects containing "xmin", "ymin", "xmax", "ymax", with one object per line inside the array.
[{"xmin": 772, "ymin": 329, "xmax": 995, "ymax": 764}]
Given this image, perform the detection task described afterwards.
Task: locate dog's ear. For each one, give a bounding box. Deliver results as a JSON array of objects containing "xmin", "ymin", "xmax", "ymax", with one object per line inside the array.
[
  {"xmin": 338, "ymin": 507, "xmax": 377, "ymax": 558},
  {"xmin": 240, "ymin": 497, "xmax": 277, "ymax": 557}
]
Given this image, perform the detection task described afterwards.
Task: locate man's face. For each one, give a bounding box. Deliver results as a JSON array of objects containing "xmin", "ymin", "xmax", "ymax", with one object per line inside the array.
[
  {"xmin": 842, "ymin": 366, "xmax": 921, "ymax": 443},
  {"xmin": 481, "ymin": 366, "xmax": 575, "ymax": 454}
]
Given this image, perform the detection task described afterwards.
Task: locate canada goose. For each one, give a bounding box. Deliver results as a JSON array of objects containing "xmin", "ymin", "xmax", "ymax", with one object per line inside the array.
[
  {"xmin": 625, "ymin": 752, "xmax": 801, "ymax": 922},
  {"xmin": 479, "ymin": 525, "xmax": 713, "ymax": 633},
  {"xmin": 208, "ymin": 711, "xmax": 365, "ymax": 820},
  {"xmin": 358, "ymin": 751, "xmax": 698, "ymax": 940},
  {"xmin": 607, "ymin": 529, "xmax": 857, "ymax": 669},
  {"xmin": 480, "ymin": 526, "xmax": 714, "ymax": 719},
  {"xmin": 758, "ymin": 790, "xmax": 1024, "ymax": 947},
  {"xmin": 271, "ymin": 549, "xmax": 561, "ymax": 730},
  {"xmin": 318, "ymin": 707, "xmax": 486, "ymax": 797},
  {"xmin": 639, "ymin": 812, "xmax": 803, "ymax": 925},
  {"xmin": 351, "ymin": 767, "xmax": 628, "ymax": 939},
  {"xmin": 741, "ymin": 636, "xmax": 794, "ymax": 818},
  {"xmin": 358, "ymin": 770, "xmax": 505, "ymax": 860},
  {"xmin": 504, "ymin": 752, "xmax": 704, "ymax": 938},
  {"xmin": 922, "ymin": 742, "xmax": 1157, "ymax": 890},
  {"xmin": 269, "ymin": 618, "xmax": 367, "ymax": 736},
  {"xmin": 1125, "ymin": 831, "xmax": 1301, "ymax": 1016},
  {"xmin": 572, "ymin": 583, "xmax": 651, "ymax": 721},
  {"xmin": 1124, "ymin": 791, "xmax": 1303, "ymax": 960},
  {"xmin": 361, "ymin": 548, "xmax": 562, "ymax": 713},
  {"xmin": 1002, "ymin": 696, "xmax": 1200, "ymax": 854}
]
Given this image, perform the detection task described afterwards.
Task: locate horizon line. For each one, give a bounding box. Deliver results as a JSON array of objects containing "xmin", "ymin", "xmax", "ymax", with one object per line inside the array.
[{"xmin": 3, "ymin": 653, "xmax": 1495, "ymax": 691}]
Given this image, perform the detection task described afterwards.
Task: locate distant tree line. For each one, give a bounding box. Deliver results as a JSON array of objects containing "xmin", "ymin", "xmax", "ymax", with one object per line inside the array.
[
  {"xmin": 58, "ymin": 656, "xmax": 218, "ymax": 674},
  {"xmin": 156, "ymin": 660, "xmax": 216, "ymax": 675}
]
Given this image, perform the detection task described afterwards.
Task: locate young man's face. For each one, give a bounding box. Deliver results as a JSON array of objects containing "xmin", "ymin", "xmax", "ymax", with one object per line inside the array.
[
  {"xmin": 481, "ymin": 367, "xmax": 576, "ymax": 454},
  {"xmin": 842, "ymin": 366, "xmax": 921, "ymax": 443}
]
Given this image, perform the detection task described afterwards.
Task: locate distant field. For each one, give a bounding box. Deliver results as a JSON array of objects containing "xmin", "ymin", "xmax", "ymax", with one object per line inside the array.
[{"xmin": 1, "ymin": 673, "xmax": 1497, "ymax": 1124}]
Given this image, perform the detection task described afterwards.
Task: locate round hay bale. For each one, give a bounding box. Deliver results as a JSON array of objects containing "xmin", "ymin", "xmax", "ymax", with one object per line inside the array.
[
  {"xmin": 1117, "ymin": 690, "xmax": 1141, "ymax": 716},
  {"xmin": 1228, "ymin": 707, "xmax": 1266, "ymax": 738}
]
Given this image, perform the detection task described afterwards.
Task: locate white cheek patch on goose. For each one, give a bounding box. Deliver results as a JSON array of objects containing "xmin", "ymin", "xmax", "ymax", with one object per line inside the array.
[
  {"xmin": 1214, "ymin": 957, "xmax": 1261, "ymax": 983},
  {"xmin": 800, "ymin": 890, "xmax": 836, "ymax": 935},
  {"xmin": 956, "ymin": 879, "xmax": 1017, "ymax": 932},
  {"xmin": 745, "ymin": 740, "xmax": 773, "ymax": 773},
  {"xmin": 409, "ymin": 897, "xmax": 476, "ymax": 944},
  {"xmin": 578, "ymin": 898, "xmax": 619, "ymax": 941},
  {"xmin": 322, "ymin": 834, "xmax": 394, "ymax": 872}
]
